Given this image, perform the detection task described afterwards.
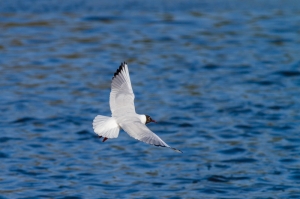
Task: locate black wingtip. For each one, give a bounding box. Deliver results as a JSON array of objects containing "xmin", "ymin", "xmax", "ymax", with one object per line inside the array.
[
  {"xmin": 153, "ymin": 144, "xmax": 182, "ymax": 153},
  {"xmin": 112, "ymin": 61, "xmax": 127, "ymax": 79},
  {"xmin": 172, "ymin": 148, "xmax": 183, "ymax": 153}
]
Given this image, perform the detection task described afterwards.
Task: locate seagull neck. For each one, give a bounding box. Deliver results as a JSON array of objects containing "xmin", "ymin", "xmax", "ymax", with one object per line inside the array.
[{"xmin": 138, "ymin": 114, "xmax": 147, "ymax": 124}]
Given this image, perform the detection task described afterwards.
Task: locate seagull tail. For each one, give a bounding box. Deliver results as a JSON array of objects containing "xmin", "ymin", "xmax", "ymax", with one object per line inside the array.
[{"xmin": 93, "ymin": 115, "xmax": 120, "ymax": 139}]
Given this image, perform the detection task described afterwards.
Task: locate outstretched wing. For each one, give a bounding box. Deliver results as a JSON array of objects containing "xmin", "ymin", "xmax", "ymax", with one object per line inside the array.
[
  {"xmin": 120, "ymin": 118, "xmax": 182, "ymax": 153},
  {"xmin": 110, "ymin": 62, "xmax": 135, "ymax": 117}
]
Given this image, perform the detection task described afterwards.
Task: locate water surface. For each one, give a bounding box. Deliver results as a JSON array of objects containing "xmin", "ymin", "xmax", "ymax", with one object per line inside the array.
[{"xmin": 1, "ymin": 1, "xmax": 300, "ymax": 198}]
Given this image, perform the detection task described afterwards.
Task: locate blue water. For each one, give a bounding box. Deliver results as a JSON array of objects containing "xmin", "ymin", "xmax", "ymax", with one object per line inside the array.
[{"xmin": 1, "ymin": 1, "xmax": 300, "ymax": 198}]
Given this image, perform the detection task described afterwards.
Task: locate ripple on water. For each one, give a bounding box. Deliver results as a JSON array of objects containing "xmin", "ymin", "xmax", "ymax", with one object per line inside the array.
[
  {"xmin": 222, "ymin": 158, "xmax": 258, "ymax": 164},
  {"xmin": 207, "ymin": 175, "xmax": 250, "ymax": 183},
  {"xmin": 1, "ymin": 1, "xmax": 300, "ymax": 198},
  {"xmin": 218, "ymin": 147, "xmax": 246, "ymax": 155}
]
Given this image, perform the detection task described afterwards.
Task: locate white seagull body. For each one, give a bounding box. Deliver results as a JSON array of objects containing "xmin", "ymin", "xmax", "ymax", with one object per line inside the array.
[{"xmin": 93, "ymin": 62, "xmax": 182, "ymax": 153}]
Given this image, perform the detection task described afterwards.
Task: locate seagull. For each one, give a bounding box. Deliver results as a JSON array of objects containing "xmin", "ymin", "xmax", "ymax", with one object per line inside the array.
[{"xmin": 93, "ymin": 62, "xmax": 182, "ymax": 153}]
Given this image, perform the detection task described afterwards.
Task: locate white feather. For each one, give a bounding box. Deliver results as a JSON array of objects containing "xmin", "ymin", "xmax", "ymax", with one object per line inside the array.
[
  {"xmin": 119, "ymin": 116, "xmax": 170, "ymax": 148},
  {"xmin": 118, "ymin": 114, "xmax": 182, "ymax": 152},
  {"xmin": 109, "ymin": 63, "xmax": 135, "ymax": 117},
  {"xmin": 93, "ymin": 115, "xmax": 120, "ymax": 138},
  {"xmin": 93, "ymin": 62, "xmax": 182, "ymax": 153}
]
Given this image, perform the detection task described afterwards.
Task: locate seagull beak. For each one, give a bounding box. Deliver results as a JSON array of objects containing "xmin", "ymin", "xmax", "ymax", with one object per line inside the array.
[{"xmin": 151, "ymin": 119, "xmax": 156, "ymax": 123}]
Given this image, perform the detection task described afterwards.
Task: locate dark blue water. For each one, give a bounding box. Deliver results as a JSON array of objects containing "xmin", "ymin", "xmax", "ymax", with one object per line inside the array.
[{"xmin": 1, "ymin": 1, "xmax": 300, "ymax": 198}]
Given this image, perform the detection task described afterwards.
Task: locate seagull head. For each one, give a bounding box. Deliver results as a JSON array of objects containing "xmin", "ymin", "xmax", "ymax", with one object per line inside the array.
[{"xmin": 145, "ymin": 115, "xmax": 156, "ymax": 124}]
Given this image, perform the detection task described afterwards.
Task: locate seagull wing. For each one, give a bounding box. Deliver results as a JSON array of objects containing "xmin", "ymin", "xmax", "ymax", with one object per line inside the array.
[
  {"xmin": 110, "ymin": 62, "xmax": 135, "ymax": 117},
  {"xmin": 120, "ymin": 118, "xmax": 182, "ymax": 153}
]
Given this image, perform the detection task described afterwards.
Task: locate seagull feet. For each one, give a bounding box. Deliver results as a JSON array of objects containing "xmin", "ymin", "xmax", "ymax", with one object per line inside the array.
[{"xmin": 98, "ymin": 136, "xmax": 108, "ymax": 142}]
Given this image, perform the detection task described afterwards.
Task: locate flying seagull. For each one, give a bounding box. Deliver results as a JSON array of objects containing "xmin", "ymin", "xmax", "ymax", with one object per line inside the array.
[{"xmin": 93, "ymin": 62, "xmax": 182, "ymax": 153}]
